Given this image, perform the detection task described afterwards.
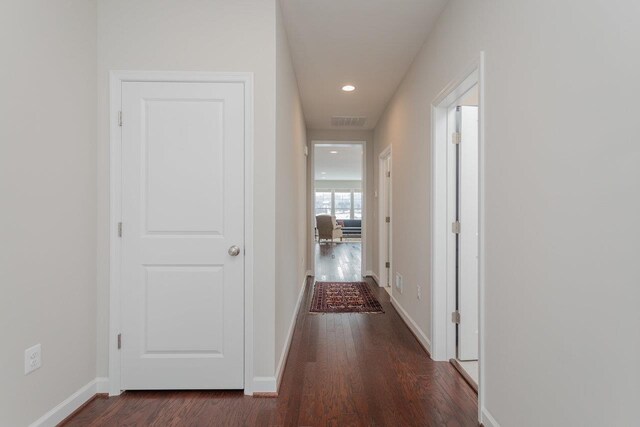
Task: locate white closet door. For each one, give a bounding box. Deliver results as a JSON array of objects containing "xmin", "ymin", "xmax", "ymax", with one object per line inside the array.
[{"xmin": 120, "ymin": 81, "xmax": 245, "ymax": 389}]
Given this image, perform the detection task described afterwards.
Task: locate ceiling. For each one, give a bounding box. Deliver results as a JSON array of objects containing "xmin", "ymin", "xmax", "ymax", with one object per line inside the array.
[
  {"xmin": 314, "ymin": 143, "xmax": 363, "ymax": 181},
  {"xmin": 279, "ymin": 0, "xmax": 449, "ymax": 130}
]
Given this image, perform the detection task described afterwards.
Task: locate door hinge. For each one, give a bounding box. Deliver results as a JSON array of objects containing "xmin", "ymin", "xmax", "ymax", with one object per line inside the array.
[
  {"xmin": 117, "ymin": 333, "xmax": 122, "ymax": 349},
  {"xmin": 386, "ymin": 171, "xmax": 391, "ymax": 178},
  {"xmin": 452, "ymin": 311, "xmax": 461, "ymax": 324},
  {"xmin": 118, "ymin": 111, "xmax": 123, "ymax": 127},
  {"xmin": 452, "ymin": 132, "xmax": 461, "ymax": 145},
  {"xmin": 118, "ymin": 222, "xmax": 123, "ymax": 237},
  {"xmin": 385, "ymin": 261, "xmax": 390, "ymax": 268},
  {"xmin": 385, "ymin": 216, "xmax": 391, "ymax": 223},
  {"xmin": 452, "ymin": 221, "xmax": 461, "ymax": 234}
]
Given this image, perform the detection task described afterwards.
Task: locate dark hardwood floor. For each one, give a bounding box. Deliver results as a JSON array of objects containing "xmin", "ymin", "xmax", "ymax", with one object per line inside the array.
[
  {"xmin": 315, "ymin": 241, "xmax": 362, "ymax": 282},
  {"xmin": 64, "ymin": 275, "xmax": 478, "ymax": 426}
]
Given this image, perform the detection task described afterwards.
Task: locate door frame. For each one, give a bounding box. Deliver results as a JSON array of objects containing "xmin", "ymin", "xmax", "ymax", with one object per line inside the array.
[
  {"xmin": 377, "ymin": 146, "xmax": 392, "ymax": 287},
  {"xmin": 108, "ymin": 71, "xmax": 254, "ymax": 396},
  {"xmin": 309, "ymin": 140, "xmax": 367, "ymax": 277},
  {"xmin": 429, "ymin": 53, "xmax": 486, "ymax": 421}
]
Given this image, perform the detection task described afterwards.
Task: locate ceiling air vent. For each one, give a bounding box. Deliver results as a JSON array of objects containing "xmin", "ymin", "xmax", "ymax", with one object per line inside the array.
[{"xmin": 331, "ymin": 116, "xmax": 367, "ymax": 127}]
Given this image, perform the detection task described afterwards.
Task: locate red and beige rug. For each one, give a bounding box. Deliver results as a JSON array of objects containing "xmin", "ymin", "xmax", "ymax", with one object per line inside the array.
[{"xmin": 310, "ymin": 281, "xmax": 384, "ymax": 314}]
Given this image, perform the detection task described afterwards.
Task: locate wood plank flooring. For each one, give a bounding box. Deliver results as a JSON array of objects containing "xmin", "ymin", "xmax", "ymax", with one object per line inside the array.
[
  {"xmin": 315, "ymin": 241, "xmax": 362, "ymax": 282},
  {"xmin": 64, "ymin": 278, "xmax": 478, "ymax": 426}
]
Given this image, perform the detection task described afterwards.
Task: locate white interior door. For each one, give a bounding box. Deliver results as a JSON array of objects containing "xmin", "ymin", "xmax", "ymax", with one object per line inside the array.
[
  {"xmin": 120, "ymin": 81, "xmax": 245, "ymax": 389},
  {"xmin": 457, "ymin": 106, "xmax": 479, "ymax": 361}
]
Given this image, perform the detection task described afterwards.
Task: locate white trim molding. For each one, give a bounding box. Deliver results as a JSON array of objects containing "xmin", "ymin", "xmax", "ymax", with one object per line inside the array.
[
  {"xmin": 95, "ymin": 377, "xmax": 109, "ymax": 394},
  {"xmin": 390, "ymin": 295, "xmax": 431, "ymax": 355},
  {"xmin": 29, "ymin": 378, "xmax": 106, "ymax": 427},
  {"xmin": 252, "ymin": 377, "xmax": 277, "ymax": 394},
  {"xmin": 108, "ymin": 71, "xmax": 255, "ymax": 396},
  {"xmin": 481, "ymin": 407, "xmax": 501, "ymax": 427},
  {"xmin": 275, "ymin": 273, "xmax": 309, "ymax": 390}
]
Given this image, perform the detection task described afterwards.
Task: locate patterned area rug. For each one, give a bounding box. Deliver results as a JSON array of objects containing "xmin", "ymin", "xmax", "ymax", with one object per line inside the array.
[{"xmin": 310, "ymin": 281, "xmax": 384, "ymax": 314}]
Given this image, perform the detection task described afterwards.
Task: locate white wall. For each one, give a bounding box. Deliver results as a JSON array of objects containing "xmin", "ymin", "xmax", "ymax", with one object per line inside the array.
[
  {"xmin": 274, "ymin": 0, "xmax": 308, "ymax": 386},
  {"xmin": 0, "ymin": 1, "xmax": 98, "ymax": 425},
  {"xmin": 307, "ymin": 130, "xmax": 375, "ymax": 275},
  {"xmin": 374, "ymin": 0, "xmax": 640, "ymax": 425},
  {"xmin": 315, "ymin": 180, "xmax": 362, "ymax": 190},
  {"xmin": 96, "ymin": 0, "xmax": 279, "ymax": 383}
]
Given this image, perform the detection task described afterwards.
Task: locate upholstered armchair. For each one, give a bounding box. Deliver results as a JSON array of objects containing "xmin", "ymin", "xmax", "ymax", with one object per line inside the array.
[{"xmin": 316, "ymin": 215, "xmax": 343, "ymax": 243}]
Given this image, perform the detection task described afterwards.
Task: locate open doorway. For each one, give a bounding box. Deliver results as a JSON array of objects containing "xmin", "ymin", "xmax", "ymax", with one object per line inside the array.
[
  {"xmin": 431, "ymin": 56, "xmax": 485, "ymax": 410},
  {"xmin": 378, "ymin": 147, "xmax": 392, "ymax": 294},
  {"xmin": 311, "ymin": 141, "xmax": 365, "ymax": 281},
  {"xmin": 450, "ymin": 86, "xmax": 479, "ymax": 389}
]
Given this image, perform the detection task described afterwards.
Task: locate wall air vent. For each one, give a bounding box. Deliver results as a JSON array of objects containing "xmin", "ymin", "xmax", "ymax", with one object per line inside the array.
[{"xmin": 331, "ymin": 116, "xmax": 367, "ymax": 127}]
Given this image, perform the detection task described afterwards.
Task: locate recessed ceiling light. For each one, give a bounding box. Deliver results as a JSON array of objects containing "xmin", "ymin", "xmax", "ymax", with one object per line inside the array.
[
  {"xmin": 341, "ymin": 84, "xmax": 356, "ymax": 92},
  {"xmin": 329, "ymin": 150, "xmax": 338, "ymax": 154},
  {"xmin": 321, "ymin": 172, "xmax": 326, "ymax": 174}
]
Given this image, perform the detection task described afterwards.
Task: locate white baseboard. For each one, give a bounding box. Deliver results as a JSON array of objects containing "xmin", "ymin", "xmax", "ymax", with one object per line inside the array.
[
  {"xmin": 252, "ymin": 376, "xmax": 277, "ymax": 393},
  {"xmin": 274, "ymin": 273, "xmax": 309, "ymax": 391},
  {"xmin": 481, "ymin": 407, "xmax": 501, "ymax": 427},
  {"xmin": 390, "ymin": 295, "xmax": 432, "ymax": 355},
  {"xmin": 365, "ymin": 271, "xmax": 380, "ymax": 286},
  {"xmin": 29, "ymin": 377, "xmax": 104, "ymax": 427},
  {"xmin": 96, "ymin": 376, "xmax": 109, "ymax": 394}
]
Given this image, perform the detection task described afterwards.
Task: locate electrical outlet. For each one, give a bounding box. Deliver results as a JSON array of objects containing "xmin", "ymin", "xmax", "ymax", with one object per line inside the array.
[
  {"xmin": 24, "ymin": 344, "xmax": 42, "ymax": 375},
  {"xmin": 395, "ymin": 273, "xmax": 403, "ymax": 294},
  {"xmin": 417, "ymin": 285, "xmax": 422, "ymax": 300}
]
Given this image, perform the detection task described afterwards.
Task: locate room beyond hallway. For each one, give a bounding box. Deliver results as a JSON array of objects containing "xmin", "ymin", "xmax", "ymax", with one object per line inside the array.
[
  {"xmin": 62, "ymin": 277, "xmax": 478, "ymax": 426},
  {"xmin": 312, "ymin": 141, "xmax": 365, "ymax": 283}
]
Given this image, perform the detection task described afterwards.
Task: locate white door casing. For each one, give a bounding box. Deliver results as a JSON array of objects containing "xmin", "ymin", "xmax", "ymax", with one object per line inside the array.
[
  {"xmin": 457, "ymin": 106, "xmax": 479, "ymax": 361},
  {"xmin": 120, "ymin": 81, "xmax": 245, "ymax": 389}
]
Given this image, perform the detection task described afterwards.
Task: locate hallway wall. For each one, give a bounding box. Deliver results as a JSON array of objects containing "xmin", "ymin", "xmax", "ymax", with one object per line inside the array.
[
  {"xmin": 0, "ymin": 1, "xmax": 98, "ymax": 425},
  {"xmin": 306, "ymin": 130, "xmax": 375, "ymax": 277},
  {"xmin": 374, "ymin": 0, "xmax": 640, "ymax": 425},
  {"xmin": 96, "ymin": 0, "xmax": 279, "ymax": 386},
  {"xmin": 274, "ymin": 0, "xmax": 308, "ymax": 387}
]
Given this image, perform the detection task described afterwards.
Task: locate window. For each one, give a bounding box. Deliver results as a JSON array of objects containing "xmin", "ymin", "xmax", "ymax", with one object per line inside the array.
[
  {"xmin": 315, "ymin": 189, "xmax": 362, "ymax": 220},
  {"xmin": 353, "ymin": 191, "xmax": 362, "ymax": 219},
  {"xmin": 314, "ymin": 191, "xmax": 332, "ymax": 216},
  {"xmin": 334, "ymin": 192, "xmax": 352, "ymax": 219}
]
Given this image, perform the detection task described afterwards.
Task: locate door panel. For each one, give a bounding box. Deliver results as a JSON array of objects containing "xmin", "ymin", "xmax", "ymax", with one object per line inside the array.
[
  {"xmin": 121, "ymin": 81, "xmax": 244, "ymax": 389},
  {"xmin": 144, "ymin": 99, "xmax": 224, "ymax": 234},
  {"xmin": 144, "ymin": 266, "xmax": 224, "ymax": 354},
  {"xmin": 457, "ymin": 106, "xmax": 479, "ymax": 361}
]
